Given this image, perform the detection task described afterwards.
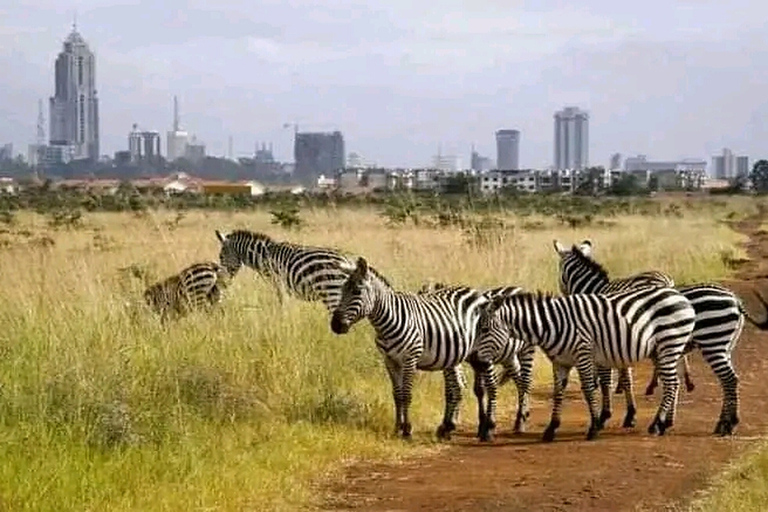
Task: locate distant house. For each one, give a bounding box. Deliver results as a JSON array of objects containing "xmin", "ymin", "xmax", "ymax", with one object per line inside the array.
[{"xmin": 201, "ymin": 180, "xmax": 265, "ymax": 197}]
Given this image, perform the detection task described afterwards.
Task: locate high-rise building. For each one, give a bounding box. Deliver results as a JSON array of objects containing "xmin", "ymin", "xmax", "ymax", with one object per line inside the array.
[
  {"xmin": 294, "ymin": 131, "xmax": 345, "ymax": 183},
  {"xmin": 128, "ymin": 124, "xmax": 161, "ymax": 164},
  {"xmin": 609, "ymin": 153, "xmax": 622, "ymax": 171},
  {"xmin": 166, "ymin": 96, "xmax": 189, "ymax": 162},
  {"xmin": 470, "ymin": 147, "xmax": 493, "ymax": 172},
  {"xmin": 495, "ymin": 130, "xmax": 520, "ymax": 170},
  {"xmin": 711, "ymin": 148, "xmax": 748, "ymax": 179},
  {"xmin": 554, "ymin": 107, "xmax": 589, "ymax": 170},
  {"xmin": 49, "ymin": 24, "xmax": 99, "ymax": 160},
  {"xmin": 737, "ymin": 155, "xmax": 750, "ymax": 177}
]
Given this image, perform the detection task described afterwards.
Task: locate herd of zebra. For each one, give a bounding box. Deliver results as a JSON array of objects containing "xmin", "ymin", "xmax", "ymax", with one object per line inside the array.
[{"xmin": 141, "ymin": 228, "xmax": 768, "ymax": 443}]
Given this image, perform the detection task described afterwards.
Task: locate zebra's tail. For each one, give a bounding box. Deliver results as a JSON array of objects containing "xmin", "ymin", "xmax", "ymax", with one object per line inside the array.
[{"xmin": 740, "ymin": 289, "xmax": 768, "ymax": 330}]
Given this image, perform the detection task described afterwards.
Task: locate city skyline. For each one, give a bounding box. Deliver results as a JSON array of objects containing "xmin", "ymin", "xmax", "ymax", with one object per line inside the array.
[{"xmin": 1, "ymin": 2, "xmax": 766, "ymax": 168}]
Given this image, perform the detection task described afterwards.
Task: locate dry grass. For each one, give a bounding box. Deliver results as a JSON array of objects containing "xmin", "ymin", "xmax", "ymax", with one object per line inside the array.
[{"xmin": 0, "ymin": 200, "xmax": 750, "ymax": 511}]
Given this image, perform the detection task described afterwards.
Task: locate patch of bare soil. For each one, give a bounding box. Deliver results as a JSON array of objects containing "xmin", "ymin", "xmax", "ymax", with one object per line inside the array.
[{"xmin": 322, "ymin": 214, "xmax": 768, "ymax": 512}]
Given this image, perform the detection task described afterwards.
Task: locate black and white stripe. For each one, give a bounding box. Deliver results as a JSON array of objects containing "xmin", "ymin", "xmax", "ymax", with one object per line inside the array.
[
  {"xmin": 474, "ymin": 287, "xmax": 697, "ymax": 442},
  {"xmin": 330, "ymin": 257, "xmax": 500, "ymax": 441},
  {"xmin": 143, "ymin": 261, "xmax": 230, "ymax": 323},
  {"xmin": 554, "ymin": 239, "xmax": 691, "ymax": 429},
  {"xmin": 215, "ymin": 229, "xmax": 389, "ymax": 313},
  {"xmin": 555, "ymin": 239, "xmax": 768, "ymax": 436},
  {"xmin": 419, "ymin": 281, "xmax": 534, "ymax": 434}
]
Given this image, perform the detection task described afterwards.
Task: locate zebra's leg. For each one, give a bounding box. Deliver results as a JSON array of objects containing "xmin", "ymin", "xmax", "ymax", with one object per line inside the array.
[
  {"xmin": 681, "ymin": 354, "xmax": 696, "ymax": 392},
  {"xmin": 597, "ymin": 366, "xmax": 613, "ymax": 428},
  {"xmin": 648, "ymin": 352, "xmax": 681, "ymax": 436},
  {"xmin": 467, "ymin": 353, "xmax": 488, "ymax": 439},
  {"xmin": 703, "ymin": 348, "xmax": 740, "ymax": 436},
  {"xmin": 437, "ymin": 366, "xmax": 463, "ymax": 441},
  {"xmin": 382, "ymin": 356, "xmax": 404, "ymax": 436},
  {"xmin": 574, "ymin": 350, "xmax": 601, "ymax": 441},
  {"xmin": 543, "ymin": 362, "xmax": 571, "ymax": 442},
  {"xmin": 645, "ymin": 365, "xmax": 660, "ymax": 396},
  {"xmin": 614, "ymin": 367, "xmax": 626, "ymax": 394},
  {"xmin": 513, "ymin": 344, "xmax": 535, "ymax": 434},
  {"xmin": 399, "ymin": 356, "xmax": 419, "ymax": 440},
  {"xmin": 619, "ymin": 367, "xmax": 638, "ymax": 428},
  {"xmin": 477, "ymin": 360, "xmax": 498, "ymax": 442}
]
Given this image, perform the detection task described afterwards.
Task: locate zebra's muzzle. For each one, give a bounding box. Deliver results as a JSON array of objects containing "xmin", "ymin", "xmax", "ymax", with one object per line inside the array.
[{"xmin": 330, "ymin": 312, "xmax": 350, "ymax": 334}]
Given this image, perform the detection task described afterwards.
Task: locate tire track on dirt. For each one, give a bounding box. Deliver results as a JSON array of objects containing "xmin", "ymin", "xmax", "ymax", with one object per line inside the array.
[{"xmin": 323, "ymin": 213, "xmax": 768, "ymax": 512}]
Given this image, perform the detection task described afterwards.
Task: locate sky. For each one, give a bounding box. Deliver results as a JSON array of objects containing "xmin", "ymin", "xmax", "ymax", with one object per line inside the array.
[{"xmin": 0, "ymin": 0, "xmax": 766, "ymax": 168}]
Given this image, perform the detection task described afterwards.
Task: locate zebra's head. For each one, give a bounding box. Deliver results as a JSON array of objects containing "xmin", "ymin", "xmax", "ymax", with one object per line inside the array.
[
  {"xmin": 552, "ymin": 239, "xmax": 601, "ymax": 294},
  {"xmin": 331, "ymin": 256, "xmax": 375, "ymax": 335},
  {"xmin": 475, "ymin": 295, "xmax": 512, "ymax": 362},
  {"xmin": 216, "ymin": 229, "xmax": 273, "ymax": 276}
]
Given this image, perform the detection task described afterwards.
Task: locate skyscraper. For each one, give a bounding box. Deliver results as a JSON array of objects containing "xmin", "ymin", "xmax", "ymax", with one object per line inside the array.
[
  {"xmin": 495, "ymin": 130, "xmax": 520, "ymax": 170},
  {"xmin": 553, "ymin": 107, "xmax": 589, "ymax": 170},
  {"xmin": 294, "ymin": 131, "xmax": 345, "ymax": 184},
  {"xmin": 49, "ymin": 24, "xmax": 99, "ymax": 160}
]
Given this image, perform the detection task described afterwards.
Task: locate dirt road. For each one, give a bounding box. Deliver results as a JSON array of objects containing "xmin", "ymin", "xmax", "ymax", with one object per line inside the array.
[{"xmin": 324, "ymin": 215, "xmax": 768, "ymax": 512}]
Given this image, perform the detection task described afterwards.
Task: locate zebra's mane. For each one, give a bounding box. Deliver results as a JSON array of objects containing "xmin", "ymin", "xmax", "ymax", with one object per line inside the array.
[
  {"xmin": 569, "ymin": 244, "xmax": 610, "ymax": 282},
  {"xmin": 227, "ymin": 229, "xmax": 274, "ymax": 244}
]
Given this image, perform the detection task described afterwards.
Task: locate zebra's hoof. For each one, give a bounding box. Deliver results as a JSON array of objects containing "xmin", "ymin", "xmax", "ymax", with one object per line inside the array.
[
  {"xmin": 542, "ymin": 425, "xmax": 557, "ymax": 443},
  {"xmin": 586, "ymin": 426, "xmax": 599, "ymax": 441},
  {"xmin": 644, "ymin": 385, "xmax": 656, "ymax": 396},
  {"xmin": 478, "ymin": 428, "xmax": 494, "ymax": 442},
  {"xmin": 598, "ymin": 409, "xmax": 612, "ymax": 429},
  {"xmin": 436, "ymin": 422, "xmax": 455, "ymax": 441}
]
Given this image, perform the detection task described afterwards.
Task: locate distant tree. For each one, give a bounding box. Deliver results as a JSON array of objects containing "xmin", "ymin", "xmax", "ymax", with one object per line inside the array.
[
  {"xmin": 750, "ymin": 160, "xmax": 768, "ymax": 193},
  {"xmin": 608, "ymin": 173, "xmax": 644, "ymax": 196},
  {"xmin": 574, "ymin": 167, "xmax": 606, "ymax": 196},
  {"xmin": 443, "ymin": 173, "xmax": 477, "ymax": 195}
]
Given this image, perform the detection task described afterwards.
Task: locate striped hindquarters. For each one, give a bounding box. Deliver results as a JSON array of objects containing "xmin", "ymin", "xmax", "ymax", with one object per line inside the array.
[{"xmin": 144, "ymin": 261, "xmax": 229, "ymax": 318}]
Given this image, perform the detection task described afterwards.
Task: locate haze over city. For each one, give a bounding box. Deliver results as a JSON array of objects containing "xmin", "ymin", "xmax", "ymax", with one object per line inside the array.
[{"xmin": 1, "ymin": 0, "xmax": 766, "ymax": 168}]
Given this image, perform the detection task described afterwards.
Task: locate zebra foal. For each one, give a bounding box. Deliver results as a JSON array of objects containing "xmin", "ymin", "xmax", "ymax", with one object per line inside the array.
[
  {"xmin": 331, "ymin": 257, "xmax": 496, "ymax": 441},
  {"xmin": 143, "ymin": 261, "xmax": 230, "ymax": 323},
  {"xmin": 418, "ymin": 280, "xmax": 535, "ymax": 435},
  {"xmin": 559, "ymin": 239, "xmax": 768, "ymax": 436},
  {"xmin": 474, "ymin": 287, "xmax": 696, "ymax": 442}
]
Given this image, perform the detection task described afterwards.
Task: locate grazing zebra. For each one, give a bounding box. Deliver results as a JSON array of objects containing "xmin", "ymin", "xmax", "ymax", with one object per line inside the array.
[
  {"xmin": 215, "ymin": 229, "xmax": 389, "ymax": 313},
  {"xmin": 553, "ymin": 239, "xmax": 692, "ymax": 429},
  {"xmin": 331, "ymin": 257, "xmax": 499, "ymax": 441},
  {"xmin": 143, "ymin": 261, "xmax": 230, "ymax": 323},
  {"xmin": 419, "ymin": 281, "xmax": 535, "ymax": 434},
  {"xmin": 556, "ymin": 239, "xmax": 768, "ymax": 436},
  {"xmin": 474, "ymin": 287, "xmax": 697, "ymax": 442}
]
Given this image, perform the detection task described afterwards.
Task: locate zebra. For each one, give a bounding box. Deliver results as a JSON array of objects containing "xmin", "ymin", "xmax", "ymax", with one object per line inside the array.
[
  {"xmin": 474, "ymin": 286, "xmax": 697, "ymax": 443},
  {"xmin": 331, "ymin": 257, "xmax": 503, "ymax": 441},
  {"xmin": 418, "ymin": 281, "xmax": 535, "ymax": 434},
  {"xmin": 553, "ymin": 239, "xmax": 692, "ymax": 429},
  {"xmin": 215, "ymin": 229, "xmax": 389, "ymax": 313},
  {"xmin": 556, "ymin": 239, "xmax": 768, "ymax": 436},
  {"xmin": 143, "ymin": 261, "xmax": 230, "ymax": 323}
]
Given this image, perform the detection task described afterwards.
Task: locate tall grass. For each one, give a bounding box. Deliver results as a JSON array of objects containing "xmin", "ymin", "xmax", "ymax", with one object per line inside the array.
[{"xmin": 0, "ymin": 202, "xmax": 747, "ymax": 511}]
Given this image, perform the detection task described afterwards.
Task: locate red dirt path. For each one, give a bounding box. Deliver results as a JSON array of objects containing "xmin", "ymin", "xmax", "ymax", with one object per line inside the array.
[{"xmin": 323, "ymin": 215, "xmax": 768, "ymax": 512}]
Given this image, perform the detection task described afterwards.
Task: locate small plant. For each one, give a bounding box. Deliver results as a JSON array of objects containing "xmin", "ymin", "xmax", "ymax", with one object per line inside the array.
[
  {"xmin": 164, "ymin": 212, "xmax": 186, "ymax": 231},
  {"xmin": 464, "ymin": 216, "xmax": 508, "ymax": 248},
  {"xmin": 270, "ymin": 203, "xmax": 303, "ymax": 230},
  {"xmin": 0, "ymin": 209, "xmax": 15, "ymax": 225},
  {"xmin": 47, "ymin": 208, "xmax": 83, "ymax": 230}
]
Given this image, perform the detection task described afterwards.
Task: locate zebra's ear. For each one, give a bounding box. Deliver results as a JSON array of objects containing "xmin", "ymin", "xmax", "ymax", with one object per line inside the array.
[
  {"xmin": 578, "ymin": 239, "xmax": 593, "ymax": 257},
  {"xmin": 553, "ymin": 240, "xmax": 567, "ymax": 254},
  {"xmin": 353, "ymin": 257, "xmax": 369, "ymax": 278},
  {"xmin": 215, "ymin": 230, "xmax": 227, "ymax": 244}
]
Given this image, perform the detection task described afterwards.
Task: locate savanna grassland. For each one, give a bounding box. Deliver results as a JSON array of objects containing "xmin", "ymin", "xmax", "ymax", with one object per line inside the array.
[{"xmin": 0, "ymin": 195, "xmax": 760, "ymax": 511}]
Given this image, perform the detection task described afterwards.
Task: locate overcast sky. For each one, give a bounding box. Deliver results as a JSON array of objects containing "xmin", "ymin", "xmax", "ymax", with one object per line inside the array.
[{"xmin": 1, "ymin": 0, "xmax": 766, "ymax": 168}]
